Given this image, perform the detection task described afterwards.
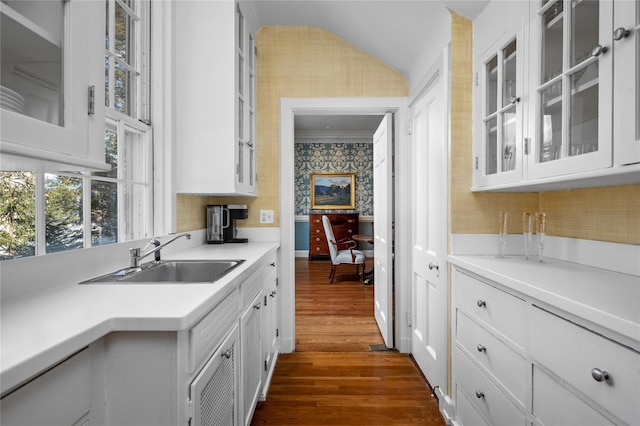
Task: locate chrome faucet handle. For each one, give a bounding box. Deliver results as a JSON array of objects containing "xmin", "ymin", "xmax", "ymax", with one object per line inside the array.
[{"xmin": 129, "ymin": 247, "xmax": 141, "ymax": 268}]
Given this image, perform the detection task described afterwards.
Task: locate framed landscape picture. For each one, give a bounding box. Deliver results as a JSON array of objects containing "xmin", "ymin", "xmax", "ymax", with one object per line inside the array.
[{"xmin": 310, "ymin": 173, "xmax": 356, "ymax": 210}]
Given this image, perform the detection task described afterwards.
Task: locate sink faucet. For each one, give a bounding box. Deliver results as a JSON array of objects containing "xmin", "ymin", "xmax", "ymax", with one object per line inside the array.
[{"xmin": 129, "ymin": 233, "xmax": 192, "ymax": 268}]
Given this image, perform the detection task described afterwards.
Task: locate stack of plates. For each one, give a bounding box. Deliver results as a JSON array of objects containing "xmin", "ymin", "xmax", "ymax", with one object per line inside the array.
[{"xmin": 1, "ymin": 85, "xmax": 25, "ymax": 113}]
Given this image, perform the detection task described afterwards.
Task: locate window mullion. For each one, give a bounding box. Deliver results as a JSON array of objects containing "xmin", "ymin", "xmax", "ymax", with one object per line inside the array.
[
  {"xmin": 108, "ymin": 0, "xmax": 116, "ymax": 109},
  {"xmin": 35, "ymin": 172, "xmax": 46, "ymax": 255},
  {"xmin": 117, "ymin": 121, "xmax": 126, "ymax": 242}
]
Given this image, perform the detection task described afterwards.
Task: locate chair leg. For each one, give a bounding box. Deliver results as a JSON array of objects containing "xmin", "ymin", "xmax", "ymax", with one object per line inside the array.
[{"xmin": 329, "ymin": 265, "xmax": 336, "ymax": 283}]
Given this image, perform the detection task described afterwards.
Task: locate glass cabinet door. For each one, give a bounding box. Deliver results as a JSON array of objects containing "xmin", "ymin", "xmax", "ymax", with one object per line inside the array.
[
  {"xmin": 529, "ymin": 0, "xmax": 612, "ymax": 179},
  {"xmin": 1, "ymin": 1, "xmax": 64, "ymax": 126},
  {"xmin": 613, "ymin": 0, "xmax": 640, "ymax": 165},
  {"xmin": 474, "ymin": 27, "xmax": 524, "ymax": 188}
]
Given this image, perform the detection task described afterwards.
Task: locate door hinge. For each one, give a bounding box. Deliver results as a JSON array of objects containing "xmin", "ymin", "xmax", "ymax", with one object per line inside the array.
[
  {"xmin": 407, "ymin": 310, "xmax": 412, "ymax": 328},
  {"xmin": 186, "ymin": 399, "xmax": 194, "ymax": 421},
  {"xmin": 475, "ymin": 156, "xmax": 479, "ymax": 170},
  {"xmin": 88, "ymin": 85, "xmax": 95, "ymax": 115},
  {"xmin": 276, "ymin": 277, "xmax": 279, "ymax": 287},
  {"xmin": 406, "ymin": 119, "xmax": 413, "ymax": 135},
  {"xmin": 524, "ymin": 138, "xmax": 530, "ymax": 155},
  {"xmin": 264, "ymin": 360, "xmax": 268, "ymax": 371},
  {"xmin": 264, "ymin": 295, "xmax": 268, "ymax": 306},
  {"xmin": 475, "ymin": 72, "xmax": 479, "ymax": 86},
  {"xmin": 276, "ymin": 328, "xmax": 279, "ymax": 337}
]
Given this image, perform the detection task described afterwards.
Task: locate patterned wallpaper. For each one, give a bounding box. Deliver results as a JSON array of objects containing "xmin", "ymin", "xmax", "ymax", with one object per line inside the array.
[{"xmin": 295, "ymin": 137, "xmax": 373, "ymax": 215}]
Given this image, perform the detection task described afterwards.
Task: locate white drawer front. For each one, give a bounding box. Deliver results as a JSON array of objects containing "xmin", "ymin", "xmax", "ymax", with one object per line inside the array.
[
  {"xmin": 453, "ymin": 347, "xmax": 526, "ymax": 426},
  {"xmin": 454, "ymin": 269, "xmax": 526, "ymax": 347},
  {"xmin": 530, "ymin": 307, "xmax": 640, "ymax": 426},
  {"xmin": 456, "ymin": 310, "xmax": 527, "ymax": 407},
  {"xmin": 533, "ymin": 367, "xmax": 615, "ymax": 426},
  {"xmin": 190, "ymin": 288, "xmax": 240, "ymax": 373},
  {"xmin": 241, "ymin": 267, "xmax": 263, "ymax": 308},
  {"xmin": 455, "ymin": 382, "xmax": 490, "ymax": 426}
]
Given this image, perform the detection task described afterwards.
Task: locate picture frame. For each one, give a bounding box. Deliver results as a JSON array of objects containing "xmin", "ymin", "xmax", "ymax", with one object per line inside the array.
[{"xmin": 310, "ymin": 172, "xmax": 356, "ymax": 210}]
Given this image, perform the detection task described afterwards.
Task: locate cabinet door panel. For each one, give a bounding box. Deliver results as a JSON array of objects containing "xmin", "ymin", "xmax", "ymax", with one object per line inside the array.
[
  {"xmin": 613, "ymin": 0, "xmax": 640, "ymax": 165},
  {"xmin": 1, "ymin": 349, "xmax": 90, "ymax": 426}
]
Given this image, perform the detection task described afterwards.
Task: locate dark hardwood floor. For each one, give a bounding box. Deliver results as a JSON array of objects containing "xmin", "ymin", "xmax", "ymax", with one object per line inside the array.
[{"xmin": 251, "ymin": 257, "xmax": 445, "ymax": 425}]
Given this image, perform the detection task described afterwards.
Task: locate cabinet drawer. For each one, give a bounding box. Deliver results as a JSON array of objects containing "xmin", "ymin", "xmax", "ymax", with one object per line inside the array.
[
  {"xmin": 453, "ymin": 347, "xmax": 526, "ymax": 426},
  {"xmin": 453, "ymin": 269, "xmax": 526, "ymax": 347},
  {"xmin": 455, "ymin": 382, "xmax": 490, "ymax": 426},
  {"xmin": 190, "ymin": 288, "xmax": 239, "ymax": 373},
  {"xmin": 530, "ymin": 307, "xmax": 640, "ymax": 426},
  {"xmin": 310, "ymin": 244, "xmax": 328, "ymax": 255},
  {"xmin": 456, "ymin": 310, "xmax": 527, "ymax": 406},
  {"xmin": 533, "ymin": 367, "xmax": 615, "ymax": 426},
  {"xmin": 241, "ymin": 267, "xmax": 263, "ymax": 308}
]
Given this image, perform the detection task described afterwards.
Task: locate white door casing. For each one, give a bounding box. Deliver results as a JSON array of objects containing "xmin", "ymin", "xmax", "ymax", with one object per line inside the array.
[
  {"xmin": 410, "ymin": 73, "xmax": 448, "ymax": 393},
  {"xmin": 373, "ymin": 113, "xmax": 394, "ymax": 348}
]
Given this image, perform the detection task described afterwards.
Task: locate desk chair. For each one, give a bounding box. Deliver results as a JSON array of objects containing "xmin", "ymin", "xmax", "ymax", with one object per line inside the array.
[{"xmin": 322, "ymin": 215, "xmax": 366, "ymax": 283}]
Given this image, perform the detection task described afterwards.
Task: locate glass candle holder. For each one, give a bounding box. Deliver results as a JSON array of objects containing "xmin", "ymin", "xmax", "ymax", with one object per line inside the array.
[
  {"xmin": 535, "ymin": 212, "xmax": 548, "ymax": 262},
  {"xmin": 522, "ymin": 212, "xmax": 533, "ymax": 259},
  {"xmin": 497, "ymin": 211, "xmax": 509, "ymax": 258}
]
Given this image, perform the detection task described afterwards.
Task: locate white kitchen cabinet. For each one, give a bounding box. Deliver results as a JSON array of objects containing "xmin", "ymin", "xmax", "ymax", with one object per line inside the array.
[
  {"xmin": 0, "ymin": 0, "xmax": 106, "ymax": 171},
  {"xmin": 175, "ymin": 0, "xmax": 258, "ymax": 195},
  {"xmin": 527, "ymin": 0, "xmax": 613, "ymax": 179},
  {"xmin": 613, "ymin": 0, "xmax": 640, "ymax": 165},
  {"xmin": 190, "ymin": 324, "xmax": 240, "ymax": 426},
  {"xmin": 450, "ymin": 262, "xmax": 640, "ymax": 426},
  {"xmin": 240, "ymin": 292, "xmax": 263, "ymax": 426},
  {"xmin": 473, "ymin": 0, "xmax": 640, "ymax": 192},
  {"xmin": 0, "ymin": 348, "xmax": 90, "ymax": 426},
  {"xmin": 261, "ymin": 253, "xmax": 279, "ymax": 399},
  {"xmin": 473, "ymin": 1, "xmax": 528, "ymax": 189}
]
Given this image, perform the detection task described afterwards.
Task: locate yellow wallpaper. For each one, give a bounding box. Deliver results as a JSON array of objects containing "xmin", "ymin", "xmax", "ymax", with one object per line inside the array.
[
  {"xmin": 449, "ymin": 16, "xmax": 639, "ymax": 245},
  {"xmin": 178, "ymin": 26, "xmax": 408, "ymax": 231}
]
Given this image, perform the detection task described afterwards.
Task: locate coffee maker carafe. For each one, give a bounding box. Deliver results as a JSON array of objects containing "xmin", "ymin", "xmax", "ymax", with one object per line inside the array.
[{"xmin": 206, "ymin": 204, "xmax": 249, "ymax": 244}]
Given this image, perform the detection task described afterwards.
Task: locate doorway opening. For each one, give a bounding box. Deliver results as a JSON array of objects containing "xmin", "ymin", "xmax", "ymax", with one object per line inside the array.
[{"xmin": 279, "ymin": 97, "xmax": 409, "ymax": 355}]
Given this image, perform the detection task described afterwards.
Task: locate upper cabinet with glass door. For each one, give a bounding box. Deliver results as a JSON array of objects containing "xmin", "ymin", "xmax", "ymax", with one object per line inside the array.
[
  {"xmin": 473, "ymin": 2, "xmax": 526, "ymax": 188},
  {"xmin": 0, "ymin": 0, "xmax": 106, "ymax": 171},
  {"xmin": 613, "ymin": 0, "xmax": 640, "ymax": 165},
  {"xmin": 527, "ymin": 0, "xmax": 613, "ymax": 180},
  {"xmin": 175, "ymin": 0, "xmax": 258, "ymax": 196}
]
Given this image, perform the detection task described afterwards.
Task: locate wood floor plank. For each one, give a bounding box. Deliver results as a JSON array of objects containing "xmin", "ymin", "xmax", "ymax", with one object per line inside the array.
[{"xmin": 251, "ymin": 258, "xmax": 445, "ymax": 425}]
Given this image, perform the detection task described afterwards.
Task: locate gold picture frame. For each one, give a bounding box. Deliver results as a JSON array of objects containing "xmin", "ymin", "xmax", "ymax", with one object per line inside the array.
[{"xmin": 310, "ymin": 173, "xmax": 356, "ymax": 210}]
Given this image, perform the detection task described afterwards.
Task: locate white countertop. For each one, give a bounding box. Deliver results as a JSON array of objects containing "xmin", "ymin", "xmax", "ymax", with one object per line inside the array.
[
  {"xmin": 448, "ymin": 255, "xmax": 640, "ymax": 349},
  {"xmin": 0, "ymin": 242, "xmax": 279, "ymax": 395}
]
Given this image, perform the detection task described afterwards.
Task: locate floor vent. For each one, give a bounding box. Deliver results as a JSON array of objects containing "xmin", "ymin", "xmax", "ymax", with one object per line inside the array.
[{"xmin": 369, "ymin": 344, "xmax": 391, "ymax": 351}]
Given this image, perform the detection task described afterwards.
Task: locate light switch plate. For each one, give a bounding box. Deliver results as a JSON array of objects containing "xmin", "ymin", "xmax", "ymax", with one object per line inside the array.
[{"xmin": 260, "ymin": 209, "xmax": 274, "ymax": 224}]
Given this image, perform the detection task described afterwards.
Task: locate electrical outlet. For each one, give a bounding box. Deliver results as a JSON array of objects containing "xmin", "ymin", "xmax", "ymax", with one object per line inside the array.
[{"xmin": 260, "ymin": 210, "xmax": 274, "ymax": 224}]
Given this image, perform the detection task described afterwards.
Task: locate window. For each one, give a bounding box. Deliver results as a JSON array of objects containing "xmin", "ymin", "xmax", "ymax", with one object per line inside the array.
[{"xmin": 0, "ymin": 0, "xmax": 151, "ymax": 261}]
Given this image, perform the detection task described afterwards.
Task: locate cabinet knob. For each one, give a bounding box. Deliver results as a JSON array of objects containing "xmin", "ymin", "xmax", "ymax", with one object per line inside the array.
[
  {"xmin": 254, "ymin": 302, "xmax": 261, "ymax": 310},
  {"xmin": 270, "ymin": 290, "xmax": 277, "ymax": 297},
  {"xmin": 348, "ymin": 229, "xmax": 353, "ymax": 233},
  {"xmin": 475, "ymin": 390, "xmax": 485, "ymax": 399},
  {"xmin": 477, "ymin": 344, "xmax": 486, "ymax": 353},
  {"xmin": 613, "ymin": 27, "xmax": 630, "ymax": 41},
  {"xmin": 477, "ymin": 299, "xmax": 486, "ymax": 308},
  {"xmin": 221, "ymin": 349, "xmax": 232, "ymax": 359},
  {"xmin": 591, "ymin": 368, "xmax": 610, "ymax": 382},
  {"xmin": 591, "ymin": 44, "xmax": 608, "ymax": 57},
  {"xmin": 270, "ymin": 262, "xmax": 276, "ymax": 267},
  {"xmin": 316, "ymin": 229, "xmax": 321, "ymax": 233}
]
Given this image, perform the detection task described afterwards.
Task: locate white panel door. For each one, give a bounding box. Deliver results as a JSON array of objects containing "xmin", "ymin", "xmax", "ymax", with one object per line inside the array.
[
  {"xmin": 373, "ymin": 112, "xmax": 394, "ymax": 348},
  {"xmin": 410, "ymin": 77, "xmax": 448, "ymax": 391}
]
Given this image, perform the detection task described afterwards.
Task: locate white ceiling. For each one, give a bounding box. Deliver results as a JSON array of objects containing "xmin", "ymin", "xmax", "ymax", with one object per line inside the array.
[{"xmin": 249, "ymin": 0, "xmax": 490, "ymax": 132}]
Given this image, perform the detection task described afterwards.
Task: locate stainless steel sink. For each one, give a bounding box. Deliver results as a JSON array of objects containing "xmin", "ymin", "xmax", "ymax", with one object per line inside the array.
[{"xmin": 80, "ymin": 259, "xmax": 245, "ymax": 284}]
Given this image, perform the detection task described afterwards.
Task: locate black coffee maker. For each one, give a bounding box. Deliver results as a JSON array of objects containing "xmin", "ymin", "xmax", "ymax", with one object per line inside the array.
[{"xmin": 223, "ymin": 204, "xmax": 249, "ymax": 243}]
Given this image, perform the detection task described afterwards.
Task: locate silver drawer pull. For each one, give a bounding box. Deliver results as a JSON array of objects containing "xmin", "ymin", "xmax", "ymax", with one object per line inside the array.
[
  {"xmin": 613, "ymin": 27, "xmax": 630, "ymax": 41},
  {"xmin": 477, "ymin": 344, "xmax": 486, "ymax": 353},
  {"xmin": 475, "ymin": 390, "xmax": 485, "ymax": 399},
  {"xmin": 591, "ymin": 368, "xmax": 610, "ymax": 382},
  {"xmin": 221, "ymin": 349, "xmax": 232, "ymax": 359},
  {"xmin": 477, "ymin": 300, "xmax": 486, "ymax": 308}
]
